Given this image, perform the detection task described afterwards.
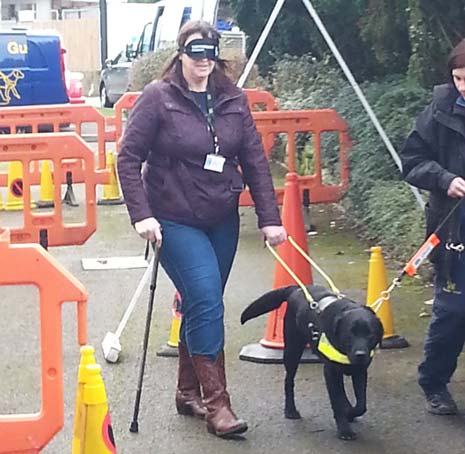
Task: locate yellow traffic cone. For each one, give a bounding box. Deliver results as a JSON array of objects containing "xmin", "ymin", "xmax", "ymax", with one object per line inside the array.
[
  {"xmin": 82, "ymin": 364, "xmax": 117, "ymax": 454},
  {"xmin": 366, "ymin": 246, "xmax": 409, "ymax": 349},
  {"xmin": 98, "ymin": 151, "xmax": 124, "ymax": 205},
  {"xmin": 157, "ymin": 292, "xmax": 181, "ymax": 357},
  {"xmin": 72, "ymin": 345, "xmax": 97, "ymax": 454},
  {"xmin": 37, "ymin": 160, "xmax": 55, "ymax": 208}
]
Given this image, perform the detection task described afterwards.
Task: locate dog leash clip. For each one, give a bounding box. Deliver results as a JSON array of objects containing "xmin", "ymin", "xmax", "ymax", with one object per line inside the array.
[
  {"xmin": 369, "ymin": 277, "xmax": 402, "ymax": 313},
  {"xmin": 308, "ymin": 322, "xmax": 320, "ymax": 342},
  {"xmin": 445, "ymin": 242, "xmax": 464, "ymax": 252}
]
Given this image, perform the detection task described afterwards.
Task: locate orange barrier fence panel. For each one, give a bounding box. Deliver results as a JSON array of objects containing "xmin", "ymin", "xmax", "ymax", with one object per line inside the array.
[
  {"xmin": 106, "ymin": 89, "xmax": 279, "ymax": 150},
  {"xmin": 0, "ymin": 133, "xmax": 99, "ymax": 246},
  {"xmin": 103, "ymin": 92, "xmax": 351, "ymax": 207},
  {"xmin": 0, "ymin": 104, "xmax": 110, "ymax": 186},
  {"xmin": 243, "ymin": 88, "xmax": 279, "ymax": 111},
  {"xmin": 0, "ymin": 227, "xmax": 87, "ymax": 454},
  {"xmin": 106, "ymin": 92, "xmax": 142, "ymax": 151},
  {"xmin": 239, "ymin": 109, "xmax": 351, "ymax": 206}
]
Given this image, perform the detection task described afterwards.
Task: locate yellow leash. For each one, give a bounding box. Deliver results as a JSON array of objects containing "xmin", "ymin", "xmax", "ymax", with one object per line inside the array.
[
  {"xmin": 287, "ymin": 236, "xmax": 340, "ymax": 296},
  {"xmin": 265, "ymin": 235, "xmax": 342, "ymax": 309},
  {"xmin": 265, "ymin": 239, "xmax": 316, "ymax": 306}
]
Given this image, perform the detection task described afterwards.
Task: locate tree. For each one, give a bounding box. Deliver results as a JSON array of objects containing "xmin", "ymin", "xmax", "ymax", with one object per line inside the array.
[
  {"xmin": 228, "ymin": 0, "xmax": 376, "ymax": 79},
  {"xmin": 360, "ymin": 0, "xmax": 411, "ymax": 76}
]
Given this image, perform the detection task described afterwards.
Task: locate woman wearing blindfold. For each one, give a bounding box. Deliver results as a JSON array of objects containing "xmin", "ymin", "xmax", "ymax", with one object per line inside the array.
[{"xmin": 118, "ymin": 20, "xmax": 287, "ymax": 438}]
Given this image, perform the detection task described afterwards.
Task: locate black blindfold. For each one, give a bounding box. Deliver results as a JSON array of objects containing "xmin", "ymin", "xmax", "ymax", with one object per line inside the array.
[{"xmin": 180, "ymin": 38, "xmax": 219, "ymax": 61}]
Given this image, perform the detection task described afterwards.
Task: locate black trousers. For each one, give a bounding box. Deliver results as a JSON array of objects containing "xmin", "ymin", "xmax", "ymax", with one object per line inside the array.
[{"xmin": 418, "ymin": 276, "xmax": 465, "ymax": 395}]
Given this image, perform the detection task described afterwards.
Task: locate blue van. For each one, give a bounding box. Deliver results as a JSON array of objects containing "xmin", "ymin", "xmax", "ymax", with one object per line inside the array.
[{"xmin": 0, "ymin": 30, "xmax": 69, "ymax": 107}]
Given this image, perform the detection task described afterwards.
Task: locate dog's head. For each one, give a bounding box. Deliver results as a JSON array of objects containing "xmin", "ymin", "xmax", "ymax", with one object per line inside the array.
[{"xmin": 331, "ymin": 303, "xmax": 384, "ymax": 366}]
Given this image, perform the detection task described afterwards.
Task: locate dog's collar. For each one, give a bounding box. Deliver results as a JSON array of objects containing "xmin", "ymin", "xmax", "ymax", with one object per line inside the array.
[
  {"xmin": 317, "ymin": 295, "xmax": 339, "ymax": 312},
  {"xmin": 317, "ymin": 333, "xmax": 375, "ymax": 365}
]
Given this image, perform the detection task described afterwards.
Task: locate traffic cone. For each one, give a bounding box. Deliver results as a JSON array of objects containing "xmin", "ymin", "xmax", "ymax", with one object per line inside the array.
[
  {"xmin": 81, "ymin": 364, "xmax": 117, "ymax": 454},
  {"xmin": 5, "ymin": 161, "xmax": 35, "ymax": 211},
  {"xmin": 366, "ymin": 246, "xmax": 409, "ymax": 349},
  {"xmin": 98, "ymin": 151, "xmax": 124, "ymax": 205},
  {"xmin": 240, "ymin": 172, "xmax": 319, "ymax": 363},
  {"xmin": 36, "ymin": 160, "xmax": 55, "ymax": 208},
  {"xmin": 157, "ymin": 292, "xmax": 182, "ymax": 357},
  {"xmin": 72, "ymin": 345, "xmax": 97, "ymax": 454}
]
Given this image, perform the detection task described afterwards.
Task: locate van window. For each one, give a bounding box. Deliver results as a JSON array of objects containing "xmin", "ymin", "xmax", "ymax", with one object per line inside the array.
[
  {"xmin": 152, "ymin": 6, "xmax": 165, "ymax": 50},
  {"xmin": 139, "ymin": 22, "xmax": 153, "ymax": 55},
  {"xmin": 181, "ymin": 7, "xmax": 192, "ymax": 27}
]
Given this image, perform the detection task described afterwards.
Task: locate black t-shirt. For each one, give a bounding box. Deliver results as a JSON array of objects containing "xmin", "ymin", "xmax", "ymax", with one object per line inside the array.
[{"xmin": 190, "ymin": 90, "xmax": 208, "ymax": 115}]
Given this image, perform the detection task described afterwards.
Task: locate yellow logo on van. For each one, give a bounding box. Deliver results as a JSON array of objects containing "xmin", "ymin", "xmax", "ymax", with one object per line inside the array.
[
  {"xmin": 0, "ymin": 70, "xmax": 25, "ymax": 105},
  {"xmin": 7, "ymin": 41, "xmax": 28, "ymax": 55}
]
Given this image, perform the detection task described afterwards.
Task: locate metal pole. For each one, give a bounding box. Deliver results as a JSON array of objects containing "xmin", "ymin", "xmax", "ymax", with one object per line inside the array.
[
  {"xmin": 236, "ymin": 0, "xmax": 287, "ymax": 88},
  {"xmin": 99, "ymin": 0, "xmax": 108, "ymax": 66},
  {"xmin": 300, "ymin": 0, "xmax": 424, "ymax": 209}
]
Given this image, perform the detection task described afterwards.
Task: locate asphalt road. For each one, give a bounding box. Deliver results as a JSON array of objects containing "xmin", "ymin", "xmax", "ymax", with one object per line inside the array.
[{"xmin": 1, "ymin": 204, "xmax": 465, "ymax": 454}]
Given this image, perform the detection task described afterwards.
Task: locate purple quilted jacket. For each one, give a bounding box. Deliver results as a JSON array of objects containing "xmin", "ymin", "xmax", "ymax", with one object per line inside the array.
[{"xmin": 117, "ymin": 72, "xmax": 281, "ymax": 229}]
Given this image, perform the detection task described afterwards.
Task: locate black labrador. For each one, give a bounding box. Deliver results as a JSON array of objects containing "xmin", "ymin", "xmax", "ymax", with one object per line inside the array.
[{"xmin": 241, "ymin": 284, "xmax": 383, "ymax": 440}]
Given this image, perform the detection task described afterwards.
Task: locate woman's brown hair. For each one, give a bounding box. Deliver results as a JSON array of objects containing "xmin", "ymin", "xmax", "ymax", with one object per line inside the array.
[{"xmin": 161, "ymin": 20, "xmax": 229, "ymax": 91}]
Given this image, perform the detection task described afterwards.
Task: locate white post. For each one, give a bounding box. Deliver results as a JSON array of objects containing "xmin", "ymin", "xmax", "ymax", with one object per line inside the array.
[
  {"xmin": 300, "ymin": 0, "xmax": 424, "ymax": 209},
  {"xmin": 236, "ymin": 0, "xmax": 286, "ymax": 88}
]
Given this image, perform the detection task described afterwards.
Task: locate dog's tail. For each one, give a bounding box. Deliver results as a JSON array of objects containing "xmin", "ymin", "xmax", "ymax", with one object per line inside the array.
[{"xmin": 241, "ymin": 286, "xmax": 298, "ymax": 324}]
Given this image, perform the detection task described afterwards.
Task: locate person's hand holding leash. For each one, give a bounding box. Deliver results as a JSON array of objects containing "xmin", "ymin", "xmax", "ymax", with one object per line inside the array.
[
  {"xmin": 134, "ymin": 217, "xmax": 162, "ymax": 247},
  {"xmin": 448, "ymin": 177, "xmax": 465, "ymax": 198},
  {"xmin": 261, "ymin": 225, "xmax": 287, "ymax": 247}
]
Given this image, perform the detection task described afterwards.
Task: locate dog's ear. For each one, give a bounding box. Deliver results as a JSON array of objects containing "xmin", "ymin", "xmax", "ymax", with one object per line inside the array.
[
  {"xmin": 360, "ymin": 306, "xmax": 384, "ymax": 343},
  {"xmin": 374, "ymin": 315, "xmax": 384, "ymax": 343},
  {"xmin": 330, "ymin": 313, "xmax": 345, "ymax": 344}
]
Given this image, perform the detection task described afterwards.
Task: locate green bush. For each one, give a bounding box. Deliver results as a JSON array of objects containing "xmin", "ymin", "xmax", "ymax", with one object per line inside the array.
[
  {"xmin": 269, "ymin": 54, "xmax": 432, "ymax": 262},
  {"xmin": 129, "ymin": 47, "xmax": 177, "ymax": 91}
]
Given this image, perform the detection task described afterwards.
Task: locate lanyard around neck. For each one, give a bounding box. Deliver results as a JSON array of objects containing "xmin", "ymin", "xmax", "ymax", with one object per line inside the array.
[{"xmin": 204, "ymin": 91, "xmax": 221, "ymax": 155}]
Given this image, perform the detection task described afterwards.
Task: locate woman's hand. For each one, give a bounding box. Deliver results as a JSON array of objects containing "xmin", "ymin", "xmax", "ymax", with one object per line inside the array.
[
  {"xmin": 448, "ymin": 177, "xmax": 465, "ymax": 198},
  {"xmin": 261, "ymin": 225, "xmax": 287, "ymax": 247},
  {"xmin": 134, "ymin": 217, "xmax": 162, "ymax": 247}
]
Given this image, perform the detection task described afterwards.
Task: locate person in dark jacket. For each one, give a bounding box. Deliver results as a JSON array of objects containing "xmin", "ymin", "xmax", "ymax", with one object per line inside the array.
[
  {"xmin": 401, "ymin": 39, "xmax": 465, "ymax": 416},
  {"xmin": 117, "ymin": 20, "xmax": 287, "ymax": 438}
]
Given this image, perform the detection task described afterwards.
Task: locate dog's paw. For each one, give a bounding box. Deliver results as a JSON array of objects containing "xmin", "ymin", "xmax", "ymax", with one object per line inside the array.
[
  {"xmin": 285, "ymin": 408, "xmax": 301, "ymax": 419},
  {"xmin": 338, "ymin": 428, "xmax": 357, "ymax": 441}
]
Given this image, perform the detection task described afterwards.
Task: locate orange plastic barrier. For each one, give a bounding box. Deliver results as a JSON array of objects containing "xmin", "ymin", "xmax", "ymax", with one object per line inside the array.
[
  {"xmin": 0, "ymin": 104, "xmax": 110, "ymax": 186},
  {"xmin": 106, "ymin": 89, "xmax": 279, "ymax": 150},
  {"xmin": 244, "ymin": 88, "xmax": 279, "ymax": 111},
  {"xmin": 240, "ymin": 109, "xmax": 351, "ymax": 206},
  {"xmin": 105, "ymin": 92, "xmax": 141, "ymax": 148},
  {"xmin": 0, "ymin": 227, "xmax": 87, "ymax": 454},
  {"xmin": 0, "ymin": 133, "xmax": 100, "ymax": 246},
  {"xmin": 105, "ymin": 93, "xmax": 351, "ymax": 206}
]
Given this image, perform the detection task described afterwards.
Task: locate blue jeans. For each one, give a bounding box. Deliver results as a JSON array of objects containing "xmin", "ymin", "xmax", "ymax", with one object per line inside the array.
[{"xmin": 158, "ymin": 212, "xmax": 240, "ymax": 360}]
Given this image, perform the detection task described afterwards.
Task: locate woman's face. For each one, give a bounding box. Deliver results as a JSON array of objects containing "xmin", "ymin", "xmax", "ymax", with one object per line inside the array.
[
  {"xmin": 452, "ymin": 67, "xmax": 465, "ymax": 98},
  {"xmin": 181, "ymin": 32, "xmax": 216, "ymax": 86}
]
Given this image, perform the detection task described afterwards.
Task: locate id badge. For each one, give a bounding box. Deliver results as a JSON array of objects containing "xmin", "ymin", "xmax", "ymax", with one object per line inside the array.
[{"xmin": 204, "ymin": 153, "xmax": 225, "ymax": 173}]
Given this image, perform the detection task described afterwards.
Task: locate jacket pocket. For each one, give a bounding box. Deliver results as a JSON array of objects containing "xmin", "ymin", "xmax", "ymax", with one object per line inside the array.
[
  {"xmin": 164, "ymin": 101, "xmax": 193, "ymax": 139},
  {"xmin": 215, "ymin": 105, "xmax": 243, "ymax": 156},
  {"xmin": 176, "ymin": 161, "xmax": 243, "ymax": 224}
]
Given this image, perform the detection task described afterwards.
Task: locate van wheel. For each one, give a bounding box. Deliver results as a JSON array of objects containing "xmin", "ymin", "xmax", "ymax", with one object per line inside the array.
[{"xmin": 100, "ymin": 84, "xmax": 113, "ymax": 108}]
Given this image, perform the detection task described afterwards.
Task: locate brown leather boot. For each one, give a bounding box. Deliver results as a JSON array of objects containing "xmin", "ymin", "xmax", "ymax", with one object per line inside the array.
[
  {"xmin": 175, "ymin": 343, "xmax": 207, "ymax": 419},
  {"xmin": 191, "ymin": 353, "xmax": 248, "ymax": 438}
]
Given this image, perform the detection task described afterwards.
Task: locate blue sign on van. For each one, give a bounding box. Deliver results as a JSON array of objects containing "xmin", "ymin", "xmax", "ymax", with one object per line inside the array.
[{"xmin": 0, "ymin": 31, "xmax": 69, "ymax": 107}]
